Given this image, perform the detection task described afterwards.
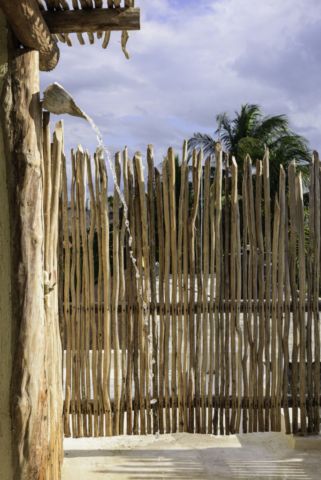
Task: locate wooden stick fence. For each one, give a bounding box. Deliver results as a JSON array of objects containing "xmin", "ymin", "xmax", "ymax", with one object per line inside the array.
[{"xmin": 59, "ymin": 140, "xmax": 321, "ymax": 437}]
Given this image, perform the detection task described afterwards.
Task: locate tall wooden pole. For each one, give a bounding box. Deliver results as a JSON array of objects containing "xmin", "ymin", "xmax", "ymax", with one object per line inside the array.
[
  {"xmin": 3, "ymin": 48, "xmax": 48, "ymax": 478},
  {"xmin": 0, "ymin": 18, "xmax": 62, "ymax": 479},
  {"xmin": 0, "ymin": 0, "xmax": 60, "ymax": 71},
  {"xmin": 0, "ymin": 11, "xmax": 14, "ymax": 480}
]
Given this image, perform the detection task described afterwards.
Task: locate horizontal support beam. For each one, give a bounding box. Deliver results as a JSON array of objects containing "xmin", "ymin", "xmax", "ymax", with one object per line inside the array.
[
  {"xmin": 64, "ymin": 395, "xmax": 321, "ymax": 414},
  {"xmin": 0, "ymin": 0, "xmax": 60, "ymax": 71},
  {"xmin": 43, "ymin": 7, "xmax": 140, "ymax": 34},
  {"xmin": 64, "ymin": 299, "xmax": 321, "ymax": 315}
]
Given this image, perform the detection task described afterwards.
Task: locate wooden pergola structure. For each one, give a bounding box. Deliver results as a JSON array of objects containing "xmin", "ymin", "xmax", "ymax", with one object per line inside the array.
[{"xmin": 0, "ymin": 2, "xmax": 140, "ymax": 480}]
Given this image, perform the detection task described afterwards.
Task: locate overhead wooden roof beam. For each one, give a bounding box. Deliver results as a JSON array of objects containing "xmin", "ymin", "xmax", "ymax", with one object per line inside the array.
[
  {"xmin": 0, "ymin": 0, "xmax": 60, "ymax": 71},
  {"xmin": 43, "ymin": 7, "xmax": 140, "ymax": 34}
]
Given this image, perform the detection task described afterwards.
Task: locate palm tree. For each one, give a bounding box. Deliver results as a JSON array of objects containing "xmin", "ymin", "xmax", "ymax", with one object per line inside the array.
[{"xmin": 188, "ymin": 104, "xmax": 311, "ymax": 196}]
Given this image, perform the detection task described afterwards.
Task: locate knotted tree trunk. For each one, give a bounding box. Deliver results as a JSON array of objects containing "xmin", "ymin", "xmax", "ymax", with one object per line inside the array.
[
  {"xmin": 0, "ymin": 17, "xmax": 63, "ymax": 480},
  {"xmin": 0, "ymin": 10, "xmax": 14, "ymax": 480}
]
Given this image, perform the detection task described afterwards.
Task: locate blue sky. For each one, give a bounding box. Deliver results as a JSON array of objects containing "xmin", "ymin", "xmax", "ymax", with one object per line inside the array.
[{"xmin": 41, "ymin": 0, "xmax": 321, "ymax": 166}]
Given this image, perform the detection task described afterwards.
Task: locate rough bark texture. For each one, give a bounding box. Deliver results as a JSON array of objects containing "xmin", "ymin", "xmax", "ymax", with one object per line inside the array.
[
  {"xmin": 43, "ymin": 7, "xmax": 140, "ymax": 33},
  {"xmin": 2, "ymin": 46, "xmax": 48, "ymax": 479},
  {"xmin": 43, "ymin": 120, "xmax": 64, "ymax": 480},
  {"xmin": 0, "ymin": 32, "xmax": 62, "ymax": 479},
  {"xmin": 0, "ymin": 11, "xmax": 14, "ymax": 480},
  {"xmin": 0, "ymin": 0, "xmax": 60, "ymax": 71}
]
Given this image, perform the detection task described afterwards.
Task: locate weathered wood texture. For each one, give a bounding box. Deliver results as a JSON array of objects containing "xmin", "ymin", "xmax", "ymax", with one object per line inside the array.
[
  {"xmin": 37, "ymin": 0, "xmax": 139, "ymax": 55},
  {"xmin": 1, "ymin": 35, "xmax": 63, "ymax": 478},
  {"xmin": 0, "ymin": 0, "xmax": 60, "ymax": 71},
  {"xmin": 60, "ymin": 145, "xmax": 321, "ymax": 437},
  {"xmin": 0, "ymin": 12, "xmax": 14, "ymax": 480},
  {"xmin": 1, "ymin": 47, "xmax": 50, "ymax": 479},
  {"xmin": 0, "ymin": 1, "xmax": 140, "ymax": 70},
  {"xmin": 43, "ymin": 118, "xmax": 64, "ymax": 479},
  {"xmin": 44, "ymin": 8, "xmax": 140, "ymax": 33}
]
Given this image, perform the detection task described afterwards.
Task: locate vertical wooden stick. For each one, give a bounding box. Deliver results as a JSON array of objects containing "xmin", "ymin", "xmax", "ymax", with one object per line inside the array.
[
  {"xmin": 162, "ymin": 158, "xmax": 171, "ymax": 433},
  {"xmin": 295, "ymin": 174, "xmax": 307, "ymax": 434},
  {"xmin": 147, "ymin": 145, "xmax": 158, "ymax": 434},
  {"xmin": 208, "ymin": 155, "xmax": 216, "ymax": 434},
  {"xmin": 256, "ymin": 160, "xmax": 265, "ymax": 432},
  {"xmin": 182, "ymin": 156, "xmax": 189, "ymax": 431},
  {"xmin": 94, "ymin": 152, "xmax": 105, "ymax": 436},
  {"xmin": 156, "ymin": 169, "xmax": 165, "ymax": 434},
  {"xmin": 99, "ymin": 157, "xmax": 112, "ymax": 436},
  {"xmin": 276, "ymin": 167, "xmax": 286, "ymax": 431},
  {"xmin": 223, "ymin": 155, "xmax": 230, "ymax": 435},
  {"xmin": 61, "ymin": 151, "xmax": 71, "ymax": 437},
  {"xmin": 112, "ymin": 153, "xmax": 121, "ymax": 435},
  {"xmin": 134, "ymin": 152, "xmax": 151, "ymax": 433},
  {"xmin": 188, "ymin": 150, "xmax": 202, "ymax": 432},
  {"xmin": 177, "ymin": 142, "xmax": 187, "ymax": 431},
  {"xmin": 201, "ymin": 157, "xmax": 210, "ymax": 433},
  {"xmin": 118, "ymin": 148, "xmax": 127, "ymax": 434},
  {"xmin": 242, "ymin": 168, "xmax": 249, "ymax": 434},
  {"xmin": 296, "ymin": 174, "xmax": 307, "ymax": 434},
  {"xmin": 313, "ymin": 153, "xmax": 320, "ymax": 433},
  {"xmin": 86, "ymin": 153, "xmax": 99, "ymax": 436},
  {"xmin": 168, "ymin": 147, "xmax": 178, "ymax": 432},
  {"xmin": 263, "ymin": 151, "xmax": 272, "ymax": 432},
  {"xmin": 288, "ymin": 161, "xmax": 299, "ymax": 434},
  {"xmin": 271, "ymin": 198, "xmax": 280, "ymax": 431},
  {"xmin": 214, "ymin": 149, "xmax": 222, "ymax": 435}
]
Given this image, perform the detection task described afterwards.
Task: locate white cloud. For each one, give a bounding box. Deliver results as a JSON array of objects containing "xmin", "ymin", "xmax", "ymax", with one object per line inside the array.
[{"xmin": 42, "ymin": 0, "xmax": 321, "ymax": 164}]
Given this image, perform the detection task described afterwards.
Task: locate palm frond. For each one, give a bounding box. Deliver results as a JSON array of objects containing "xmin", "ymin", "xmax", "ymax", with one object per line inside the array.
[
  {"xmin": 234, "ymin": 104, "xmax": 262, "ymax": 141},
  {"xmin": 254, "ymin": 114, "xmax": 289, "ymax": 141},
  {"xmin": 215, "ymin": 112, "xmax": 235, "ymax": 152},
  {"xmin": 187, "ymin": 133, "xmax": 217, "ymax": 162},
  {"xmin": 191, "ymin": 104, "xmax": 312, "ymax": 201},
  {"xmin": 269, "ymin": 133, "xmax": 311, "ymax": 163}
]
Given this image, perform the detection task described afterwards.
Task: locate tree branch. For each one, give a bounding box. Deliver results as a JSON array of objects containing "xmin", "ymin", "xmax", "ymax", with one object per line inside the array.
[
  {"xmin": 43, "ymin": 7, "xmax": 140, "ymax": 34},
  {"xmin": 0, "ymin": 0, "xmax": 60, "ymax": 71}
]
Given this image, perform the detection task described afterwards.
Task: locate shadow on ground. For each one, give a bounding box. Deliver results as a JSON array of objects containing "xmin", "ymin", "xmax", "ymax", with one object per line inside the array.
[{"xmin": 63, "ymin": 433, "xmax": 319, "ymax": 480}]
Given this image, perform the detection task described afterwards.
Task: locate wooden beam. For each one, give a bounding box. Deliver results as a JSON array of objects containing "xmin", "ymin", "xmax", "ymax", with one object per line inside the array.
[
  {"xmin": 65, "ymin": 299, "xmax": 321, "ymax": 315},
  {"xmin": 0, "ymin": 0, "xmax": 60, "ymax": 71},
  {"xmin": 43, "ymin": 7, "xmax": 140, "ymax": 34},
  {"xmin": 65, "ymin": 394, "xmax": 321, "ymax": 413},
  {"xmin": 0, "ymin": 11, "xmax": 14, "ymax": 480},
  {"xmin": 1, "ymin": 48, "xmax": 50, "ymax": 478}
]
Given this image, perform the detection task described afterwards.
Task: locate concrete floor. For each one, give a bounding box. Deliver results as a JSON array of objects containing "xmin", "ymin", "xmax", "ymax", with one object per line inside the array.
[{"xmin": 63, "ymin": 432, "xmax": 321, "ymax": 480}]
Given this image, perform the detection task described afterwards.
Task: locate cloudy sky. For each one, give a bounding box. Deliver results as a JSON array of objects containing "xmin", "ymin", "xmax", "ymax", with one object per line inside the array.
[{"xmin": 42, "ymin": 0, "xmax": 321, "ymax": 165}]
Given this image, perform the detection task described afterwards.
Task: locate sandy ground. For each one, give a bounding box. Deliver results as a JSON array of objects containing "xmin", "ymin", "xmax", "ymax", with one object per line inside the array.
[{"xmin": 63, "ymin": 432, "xmax": 321, "ymax": 480}]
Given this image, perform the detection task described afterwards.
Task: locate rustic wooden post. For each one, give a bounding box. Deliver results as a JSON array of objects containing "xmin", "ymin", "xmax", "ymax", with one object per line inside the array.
[
  {"xmin": 0, "ymin": 11, "xmax": 14, "ymax": 480},
  {"xmin": 44, "ymin": 122, "xmax": 64, "ymax": 479},
  {"xmin": 0, "ymin": 0, "xmax": 59, "ymax": 71},
  {"xmin": 0, "ymin": 13, "xmax": 62, "ymax": 479}
]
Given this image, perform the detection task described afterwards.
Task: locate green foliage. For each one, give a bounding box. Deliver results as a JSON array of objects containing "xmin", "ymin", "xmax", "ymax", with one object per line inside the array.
[{"xmin": 188, "ymin": 104, "xmax": 311, "ymax": 199}]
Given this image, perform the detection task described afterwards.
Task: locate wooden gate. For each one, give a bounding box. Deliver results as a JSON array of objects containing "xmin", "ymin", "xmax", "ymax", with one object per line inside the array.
[{"xmin": 59, "ymin": 141, "xmax": 321, "ymax": 437}]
